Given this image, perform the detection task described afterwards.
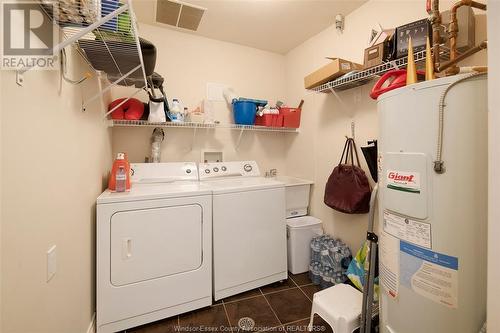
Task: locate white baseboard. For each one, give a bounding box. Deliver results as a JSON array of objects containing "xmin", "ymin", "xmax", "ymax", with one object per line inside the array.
[{"xmin": 86, "ymin": 313, "xmax": 96, "ymax": 333}]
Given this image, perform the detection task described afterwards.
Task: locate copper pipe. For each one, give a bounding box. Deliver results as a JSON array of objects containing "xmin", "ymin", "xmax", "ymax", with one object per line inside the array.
[
  {"xmin": 446, "ymin": 0, "xmax": 487, "ymax": 75},
  {"xmin": 438, "ymin": 40, "xmax": 488, "ymax": 72},
  {"xmin": 430, "ymin": 0, "xmax": 442, "ymax": 69},
  {"xmin": 470, "ymin": 1, "xmax": 487, "ymax": 10}
]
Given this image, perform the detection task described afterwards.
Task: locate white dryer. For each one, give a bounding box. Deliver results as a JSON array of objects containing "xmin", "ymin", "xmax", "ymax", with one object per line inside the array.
[
  {"xmin": 96, "ymin": 163, "xmax": 212, "ymax": 333},
  {"xmin": 199, "ymin": 161, "xmax": 287, "ymax": 300}
]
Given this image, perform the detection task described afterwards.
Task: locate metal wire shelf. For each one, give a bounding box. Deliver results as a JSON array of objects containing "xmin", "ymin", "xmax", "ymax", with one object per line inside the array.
[
  {"xmin": 110, "ymin": 120, "xmax": 300, "ymax": 133},
  {"xmin": 30, "ymin": 0, "xmax": 147, "ymax": 113},
  {"xmin": 111, "ymin": 119, "xmax": 299, "ymax": 150},
  {"xmin": 311, "ymin": 47, "xmax": 451, "ymax": 93}
]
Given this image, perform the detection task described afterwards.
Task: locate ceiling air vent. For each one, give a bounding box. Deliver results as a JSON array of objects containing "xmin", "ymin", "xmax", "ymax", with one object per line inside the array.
[{"xmin": 156, "ymin": 0, "xmax": 206, "ymax": 31}]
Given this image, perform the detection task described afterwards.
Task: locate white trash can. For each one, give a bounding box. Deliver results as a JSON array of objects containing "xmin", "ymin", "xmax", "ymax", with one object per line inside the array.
[{"xmin": 286, "ymin": 216, "xmax": 323, "ymax": 274}]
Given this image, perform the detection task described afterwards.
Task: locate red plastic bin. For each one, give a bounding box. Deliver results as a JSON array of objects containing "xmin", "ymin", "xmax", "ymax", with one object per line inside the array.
[
  {"xmin": 280, "ymin": 107, "xmax": 301, "ymax": 128},
  {"xmin": 255, "ymin": 114, "xmax": 283, "ymax": 127}
]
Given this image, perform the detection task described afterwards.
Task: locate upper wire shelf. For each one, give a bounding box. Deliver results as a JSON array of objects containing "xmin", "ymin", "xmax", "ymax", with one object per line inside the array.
[
  {"xmin": 311, "ymin": 46, "xmax": 451, "ymax": 93},
  {"xmin": 36, "ymin": 0, "xmax": 147, "ymax": 112}
]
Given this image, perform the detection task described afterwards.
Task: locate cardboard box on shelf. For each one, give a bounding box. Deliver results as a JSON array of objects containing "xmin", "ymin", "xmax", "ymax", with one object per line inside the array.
[
  {"xmin": 304, "ymin": 58, "xmax": 363, "ymax": 89},
  {"xmin": 364, "ymin": 28, "xmax": 395, "ymax": 69},
  {"xmin": 364, "ymin": 43, "xmax": 385, "ymax": 69}
]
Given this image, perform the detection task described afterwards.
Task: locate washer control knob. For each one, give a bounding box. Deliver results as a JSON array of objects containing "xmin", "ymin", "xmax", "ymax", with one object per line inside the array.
[
  {"xmin": 243, "ymin": 164, "xmax": 253, "ymax": 172},
  {"xmin": 205, "ymin": 169, "xmax": 210, "ymax": 174},
  {"xmin": 213, "ymin": 167, "xmax": 219, "ymax": 172},
  {"xmin": 221, "ymin": 166, "xmax": 227, "ymax": 172}
]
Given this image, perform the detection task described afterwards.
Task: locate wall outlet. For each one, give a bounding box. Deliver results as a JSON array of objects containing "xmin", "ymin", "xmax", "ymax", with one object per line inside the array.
[{"xmin": 47, "ymin": 245, "xmax": 56, "ymax": 282}]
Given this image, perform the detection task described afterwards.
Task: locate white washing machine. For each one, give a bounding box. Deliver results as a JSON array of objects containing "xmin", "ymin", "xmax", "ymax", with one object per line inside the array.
[
  {"xmin": 96, "ymin": 162, "xmax": 212, "ymax": 333},
  {"xmin": 199, "ymin": 161, "xmax": 287, "ymax": 300}
]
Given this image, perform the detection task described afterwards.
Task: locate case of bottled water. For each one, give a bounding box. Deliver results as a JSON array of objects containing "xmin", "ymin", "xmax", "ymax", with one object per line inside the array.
[{"xmin": 309, "ymin": 235, "xmax": 352, "ymax": 289}]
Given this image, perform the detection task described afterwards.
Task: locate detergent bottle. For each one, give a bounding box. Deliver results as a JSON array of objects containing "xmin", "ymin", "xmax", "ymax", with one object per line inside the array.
[
  {"xmin": 123, "ymin": 152, "xmax": 131, "ymax": 190},
  {"xmin": 115, "ymin": 167, "xmax": 127, "ymax": 193},
  {"xmin": 108, "ymin": 153, "xmax": 131, "ymax": 191}
]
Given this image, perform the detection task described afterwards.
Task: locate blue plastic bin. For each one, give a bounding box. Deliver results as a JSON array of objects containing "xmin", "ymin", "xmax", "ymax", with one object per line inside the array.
[
  {"xmin": 232, "ymin": 98, "xmax": 268, "ymax": 125},
  {"xmin": 233, "ymin": 101, "xmax": 257, "ymax": 125}
]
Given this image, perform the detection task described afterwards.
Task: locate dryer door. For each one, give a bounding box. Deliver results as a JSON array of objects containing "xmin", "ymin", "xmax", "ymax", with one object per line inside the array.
[{"xmin": 110, "ymin": 204, "xmax": 203, "ymax": 286}]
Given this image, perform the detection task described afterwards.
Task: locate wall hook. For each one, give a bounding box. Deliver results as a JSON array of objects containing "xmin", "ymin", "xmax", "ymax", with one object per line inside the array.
[{"xmin": 16, "ymin": 72, "xmax": 24, "ymax": 86}]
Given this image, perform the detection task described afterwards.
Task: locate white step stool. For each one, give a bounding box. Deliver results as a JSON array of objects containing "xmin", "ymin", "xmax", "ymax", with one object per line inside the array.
[{"xmin": 308, "ymin": 284, "xmax": 363, "ymax": 333}]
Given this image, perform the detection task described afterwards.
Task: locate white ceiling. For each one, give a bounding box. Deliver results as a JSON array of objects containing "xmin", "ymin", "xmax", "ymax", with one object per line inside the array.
[{"xmin": 133, "ymin": 0, "xmax": 366, "ymax": 54}]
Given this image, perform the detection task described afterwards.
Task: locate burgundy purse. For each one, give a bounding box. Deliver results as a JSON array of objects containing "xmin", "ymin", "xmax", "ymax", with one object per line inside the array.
[{"xmin": 324, "ymin": 138, "xmax": 372, "ymax": 214}]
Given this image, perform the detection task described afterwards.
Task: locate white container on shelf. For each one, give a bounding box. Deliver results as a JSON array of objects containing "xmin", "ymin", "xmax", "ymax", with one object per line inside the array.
[
  {"xmin": 286, "ymin": 216, "xmax": 323, "ymax": 274},
  {"xmin": 202, "ymin": 99, "xmax": 215, "ymax": 124},
  {"xmin": 277, "ymin": 176, "xmax": 313, "ymax": 218}
]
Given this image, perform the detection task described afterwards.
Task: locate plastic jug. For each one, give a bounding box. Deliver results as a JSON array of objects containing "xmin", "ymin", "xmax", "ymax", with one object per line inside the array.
[
  {"xmin": 170, "ymin": 99, "xmax": 184, "ymax": 122},
  {"xmin": 115, "ymin": 167, "xmax": 127, "ymax": 192},
  {"xmin": 108, "ymin": 153, "xmax": 131, "ymax": 191}
]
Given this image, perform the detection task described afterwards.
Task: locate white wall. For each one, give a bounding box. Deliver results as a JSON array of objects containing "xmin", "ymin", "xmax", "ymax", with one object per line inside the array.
[
  {"xmin": 0, "ymin": 63, "xmax": 3, "ymax": 333},
  {"xmin": 284, "ymin": 0, "xmax": 487, "ymax": 251},
  {"xmin": 112, "ymin": 24, "xmax": 289, "ymax": 174},
  {"xmin": 0, "ymin": 49, "xmax": 112, "ymax": 333},
  {"xmin": 488, "ymin": 1, "xmax": 500, "ymax": 331}
]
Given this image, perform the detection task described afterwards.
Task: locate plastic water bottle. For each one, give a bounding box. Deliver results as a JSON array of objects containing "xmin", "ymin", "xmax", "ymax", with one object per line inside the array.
[
  {"xmin": 320, "ymin": 248, "xmax": 334, "ymax": 269},
  {"xmin": 115, "ymin": 166, "xmax": 126, "ymax": 192},
  {"xmin": 311, "ymin": 261, "xmax": 323, "ymax": 285},
  {"xmin": 311, "ymin": 237, "xmax": 321, "ymax": 262},
  {"xmin": 334, "ymin": 272, "xmax": 347, "ymax": 285},
  {"xmin": 170, "ymin": 99, "xmax": 184, "ymax": 122},
  {"xmin": 320, "ymin": 266, "xmax": 334, "ymax": 289}
]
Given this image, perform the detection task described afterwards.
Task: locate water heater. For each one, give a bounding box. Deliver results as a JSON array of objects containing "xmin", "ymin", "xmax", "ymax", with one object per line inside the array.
[{"xmin": 377, "ymin": 74, "xmax": 487, "ymax": 333}]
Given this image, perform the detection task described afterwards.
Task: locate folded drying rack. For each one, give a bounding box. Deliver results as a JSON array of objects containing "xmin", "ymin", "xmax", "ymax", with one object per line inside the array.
[{"xmin": 18, "ymin": 0, "xmax": 147, "ymax": 114}]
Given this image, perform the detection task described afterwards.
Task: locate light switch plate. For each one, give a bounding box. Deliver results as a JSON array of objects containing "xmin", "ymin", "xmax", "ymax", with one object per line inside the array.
[{"xmin": 47, "ymin": 245, "xmax": 56, "ymax": 282}]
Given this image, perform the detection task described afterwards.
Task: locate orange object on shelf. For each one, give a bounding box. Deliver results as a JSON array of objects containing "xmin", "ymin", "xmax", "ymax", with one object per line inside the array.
[
  {"xmin": 108, "ymin": 153, "xmax": 131, "ymax": 191},
  {"xmin": 280, "ymin": 107, "xmax": 302, "ymax": 128},
  {"xmin": 255, "ymin": 114, "xmax": 284, "ymax": 127}
]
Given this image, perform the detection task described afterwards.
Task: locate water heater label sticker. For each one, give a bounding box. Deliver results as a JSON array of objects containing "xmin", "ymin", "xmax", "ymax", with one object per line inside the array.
[
  {"xmin": 380, "ymin": 231, "xmax": 400, "ymax": 299},
  {"xmin": 400, "ymin": 241, "xmax": 458, "ymax": 308},
  {"xmin": 386, "ymin": 170, "xmax": 421, "ymax": 193},
  {"xmin": 383, "ymin": 211, "xmax": 432, "ymax": 249}
]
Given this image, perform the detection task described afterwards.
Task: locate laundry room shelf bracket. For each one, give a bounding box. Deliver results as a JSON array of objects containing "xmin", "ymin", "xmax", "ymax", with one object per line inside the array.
[
  {"xmin": 235, "ymin": 129, "xmax": 245, "ymax": 151},
  {"xmin": 88, "ymin": 64, "xmax": 142, "ymax": 111},
  {"xmin": 19, "ymin": 0, "xmax": 147, "ymax": 114},
  {"xmin": 189, "ymin": 127, "xmax": 198, "ymax": 152}
]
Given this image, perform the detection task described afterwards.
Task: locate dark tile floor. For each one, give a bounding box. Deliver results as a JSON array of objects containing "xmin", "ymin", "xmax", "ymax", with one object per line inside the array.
[{"xmin": 125, "ymin": 272, "xmax": 332, "ymax": 333}]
